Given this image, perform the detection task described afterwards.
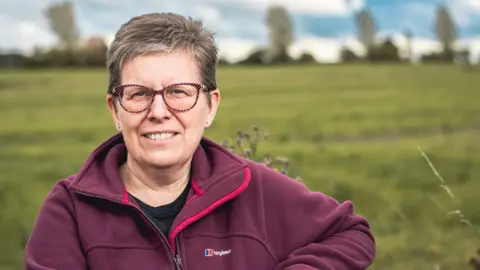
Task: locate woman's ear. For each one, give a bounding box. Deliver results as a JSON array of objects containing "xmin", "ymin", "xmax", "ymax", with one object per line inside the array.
[
  {"xmin": 205, "ymin": 89, "xmax": 220, "ymax": 128},
  {"xmin": 106, "ymin": 94, "xmax": 122, "ymax": 131}
]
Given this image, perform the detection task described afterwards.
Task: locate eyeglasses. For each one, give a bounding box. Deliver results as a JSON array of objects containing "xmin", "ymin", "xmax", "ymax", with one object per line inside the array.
[{"xmin": 112, "ymin": 82, "xmax": 209, "ymax": 113}]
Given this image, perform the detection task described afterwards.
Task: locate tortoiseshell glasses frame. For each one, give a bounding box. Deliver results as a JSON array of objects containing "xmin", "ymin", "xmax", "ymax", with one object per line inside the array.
[{"xmin": 112, "ymin": 82, "xmax": 209, "ymax": 113}]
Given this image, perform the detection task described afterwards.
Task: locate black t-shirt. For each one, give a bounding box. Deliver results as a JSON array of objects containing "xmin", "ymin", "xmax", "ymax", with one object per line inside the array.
[{"xmin": 132, "ymin": 180, "xmax": 191, "ymax": 236}]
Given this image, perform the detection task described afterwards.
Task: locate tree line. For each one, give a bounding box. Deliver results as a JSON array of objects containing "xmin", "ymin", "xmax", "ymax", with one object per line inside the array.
[{"xmin": 0, "ymin": 2, "xmax": 474, "ymax": 68}]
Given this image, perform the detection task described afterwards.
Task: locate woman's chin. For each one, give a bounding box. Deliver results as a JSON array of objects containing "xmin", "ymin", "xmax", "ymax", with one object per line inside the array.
[{"xmin": 142, "ymin": 152, "xmax": 182, "ymax": 168}]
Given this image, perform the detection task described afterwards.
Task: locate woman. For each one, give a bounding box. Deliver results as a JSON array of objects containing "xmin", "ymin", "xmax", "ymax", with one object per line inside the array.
[{"xmin": 25, "ymin": 12, "xmax": 375, "ymax": 270}]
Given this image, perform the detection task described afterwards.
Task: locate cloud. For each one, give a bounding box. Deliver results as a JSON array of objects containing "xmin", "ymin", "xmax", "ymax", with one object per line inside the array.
[
  {"xmin": 0, "ymin": 13, "xmax": 57, "ymax": 52},
  {"xmin": 217, "ymin": 38, "xmax": 260, "ymax": 63},
  {"xmin": 446, "ymin": 0, "xmax": 480, "ymax": 28},
  {"xmin": 287, "ymin": 34, "xmax": 441, "ymax": 64},
  {"xmin": 455, "ymin": 37, "xmax": 480, "ymax": 63},
  {"xmin": 203, "ymin": 0, "xmax": 364, "ymax": 16},
  {"xmin": 286, "ymin": 34, "xmax": 480, "ymax": 64},
  {"xmin": 463, "ymin": 0, "xmax": 480, "ymax": 11},
  {"xmin": 289, "ymin": 36, "xmax": 361, "ymax": 63},
  {"xmin": 0, "ymin": 0, "xmax": 61, "ymax": 51},
  {"xmin": 190, "ymin": 5, "xmax": 222, "ymax": 24}
]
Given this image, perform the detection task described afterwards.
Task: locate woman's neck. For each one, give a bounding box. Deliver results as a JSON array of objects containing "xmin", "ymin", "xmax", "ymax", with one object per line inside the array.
[{"xmin": 120, "ymin": 156, "xmax": 192, "ymax": 207}]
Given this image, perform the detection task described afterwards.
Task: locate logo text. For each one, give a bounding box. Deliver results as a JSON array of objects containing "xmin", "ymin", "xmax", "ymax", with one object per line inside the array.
[{"xmin": 205, "ymin": 248, "xmax": 232, "ymax": 257}]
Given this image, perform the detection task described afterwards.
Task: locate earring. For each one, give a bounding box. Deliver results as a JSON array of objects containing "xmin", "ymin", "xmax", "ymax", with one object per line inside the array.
[
  {"xmin": 116, "ymin": 122, "xmax": 122, "ymax": 131},
  {"xmin": 205, "ymin": 120, "xmax": 209, "ymax": 125}
]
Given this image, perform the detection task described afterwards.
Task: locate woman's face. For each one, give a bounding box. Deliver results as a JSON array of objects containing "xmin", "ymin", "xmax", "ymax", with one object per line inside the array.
[{"xmin": 107, "ymin": 50, "xmax": 220, "ymax": 169}]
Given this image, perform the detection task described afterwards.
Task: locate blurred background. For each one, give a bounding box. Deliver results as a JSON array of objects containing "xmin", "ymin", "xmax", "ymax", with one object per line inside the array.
[{"xmin": 1, "ymin": 0, "xmax": 480, "ymax": 269}]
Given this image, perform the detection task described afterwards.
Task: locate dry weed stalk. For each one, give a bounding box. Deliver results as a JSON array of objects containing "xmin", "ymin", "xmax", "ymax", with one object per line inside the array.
[
  {"xmin": 221, "ymin": 125, "xmax": 303, "ymax": 184},
  {"xmin": 417, "ymin": 145, "xmax": 480, "ymax": 269}
]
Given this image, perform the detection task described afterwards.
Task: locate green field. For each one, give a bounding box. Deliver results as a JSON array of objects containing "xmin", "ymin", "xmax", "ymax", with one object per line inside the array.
[{"xmin": 1, "ymin": 64, "xmax": 480, "ymax": 269}]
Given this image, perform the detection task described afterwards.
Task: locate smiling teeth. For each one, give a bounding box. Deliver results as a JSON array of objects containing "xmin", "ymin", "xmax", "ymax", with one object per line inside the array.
[{"xmin": 146, "ymin": 132, "xmax": 174, "ymax": 140}]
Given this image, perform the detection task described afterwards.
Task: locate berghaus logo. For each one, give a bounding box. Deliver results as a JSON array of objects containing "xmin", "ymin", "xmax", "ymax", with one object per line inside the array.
[{"xmin": 205, "ymin": 248, "xmax": 232, "ymax": 257}]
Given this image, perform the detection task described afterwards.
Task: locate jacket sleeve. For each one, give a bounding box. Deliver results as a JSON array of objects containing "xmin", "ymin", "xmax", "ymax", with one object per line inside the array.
[
  {"xmin": 25, "ymin": 179, "xmax": 87, "ymax": 269},
  {"xmin": 260, "ymin": 168, "xmax": 375, "ymax": 270}
]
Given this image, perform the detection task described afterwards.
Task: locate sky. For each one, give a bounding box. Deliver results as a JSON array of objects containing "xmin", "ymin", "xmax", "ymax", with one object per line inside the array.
[{"xmin": 1, "ymin": 0, "xmax": 479, "ymax": 63}]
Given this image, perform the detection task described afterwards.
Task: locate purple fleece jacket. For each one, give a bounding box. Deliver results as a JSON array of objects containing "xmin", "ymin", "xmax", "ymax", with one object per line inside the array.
[{"xmin": 25, "ymin": 133, "xmax": 375, "ymax": 270}]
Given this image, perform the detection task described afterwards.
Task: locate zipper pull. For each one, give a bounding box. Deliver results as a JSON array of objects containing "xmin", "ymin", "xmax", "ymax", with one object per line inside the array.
[{"xmin": 174, "ymin": 253, "xmax": 183, "ymax": 270}]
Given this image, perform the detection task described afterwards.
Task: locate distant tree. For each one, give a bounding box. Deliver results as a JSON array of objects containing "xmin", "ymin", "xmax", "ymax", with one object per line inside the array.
[
  {"xmin": 79, "ymin": 37, "xmax": 109, "ymax": 66},
  {"xmin": 237, "ymin": 49, "xmax": 267, "ymax": 65},
  {"xmin": 296, "ymin": 53, "xmax": 316, "ymax": 64},
  {"xmin": 354, "ymin": 9, "xmax": 377, "ymax": 53},
  {"xmin": 340, "ymin": 47, "xmax": 361, "ymax": 62},
  {"xmin": 218, "ymin": 57, "xmax": 231, "ymax": 66},
  {"xmin": 264, "ymin": 5, "xmax": 294, "ymax": 64},
  {"xmin": 44, "ymin": 1, "xmax": 80, "ymax": 51},
  {"xmin": 434, "ymin": 5, "xmax": 457, "ymax": 57},
  {"xmin": 367, "ymin": 38, "xmax": 401, "ymax": 62},
  {"xmin": 0, "ymin": 53, "xmax": 27, "ymax": 68}
]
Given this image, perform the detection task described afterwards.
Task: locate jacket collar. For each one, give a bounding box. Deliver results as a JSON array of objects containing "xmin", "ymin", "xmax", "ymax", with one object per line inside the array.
[{"xmin": 68, "ymin": 132, "xmax": 249, "ymax": 203}]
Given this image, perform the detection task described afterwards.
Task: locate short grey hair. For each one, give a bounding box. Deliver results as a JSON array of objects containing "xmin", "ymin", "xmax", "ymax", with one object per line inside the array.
[{"xmin": 106, "ymin": 12, "xmax": 219, "ymax": 98}]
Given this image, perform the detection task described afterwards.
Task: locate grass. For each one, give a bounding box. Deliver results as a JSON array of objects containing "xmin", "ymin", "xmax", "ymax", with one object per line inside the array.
[{"xmin": 1, "ymin": 64, "xmax": 480, "ymax": 269}]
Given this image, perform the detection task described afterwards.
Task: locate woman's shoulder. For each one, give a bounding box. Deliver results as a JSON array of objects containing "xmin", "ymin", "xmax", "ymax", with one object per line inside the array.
[
  {"xmin": 242, "ymin": 159, "xmax": 336, "ymax": 205},
  {"xmin": 244, "ymin": 159, "xmax": 306, "ymax": 189},
  {"xmin": 40, "ymin": 175, "xmax": 78, "ymax": 207}
]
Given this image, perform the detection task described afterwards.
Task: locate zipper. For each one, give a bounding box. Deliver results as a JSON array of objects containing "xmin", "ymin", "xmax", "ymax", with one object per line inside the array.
[
  {"xmin": 174, "ymin": 237, "xmax": 183, "ymax": 270},
  {"xmin": 73, "ymin": 190, "xmax": 184, "ymax": 270},
  {"xmin": 139, "ymin": 206, "xmax": 183, "ymax": 270}
]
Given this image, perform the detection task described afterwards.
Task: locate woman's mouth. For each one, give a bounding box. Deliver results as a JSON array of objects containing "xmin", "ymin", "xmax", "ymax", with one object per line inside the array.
[{"xmin": 144, "ymin": 132, "xmax": 177, "ymax": 141}]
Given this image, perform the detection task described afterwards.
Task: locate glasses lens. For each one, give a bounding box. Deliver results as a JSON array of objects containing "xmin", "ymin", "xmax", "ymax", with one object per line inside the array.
[
  {"xmin": 121, "ymin": 85, "xmax": 153, "ymax": 112},
  {"xmin": 163, "ymin": 84, "xmax": 199, "ymax": 111}
]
